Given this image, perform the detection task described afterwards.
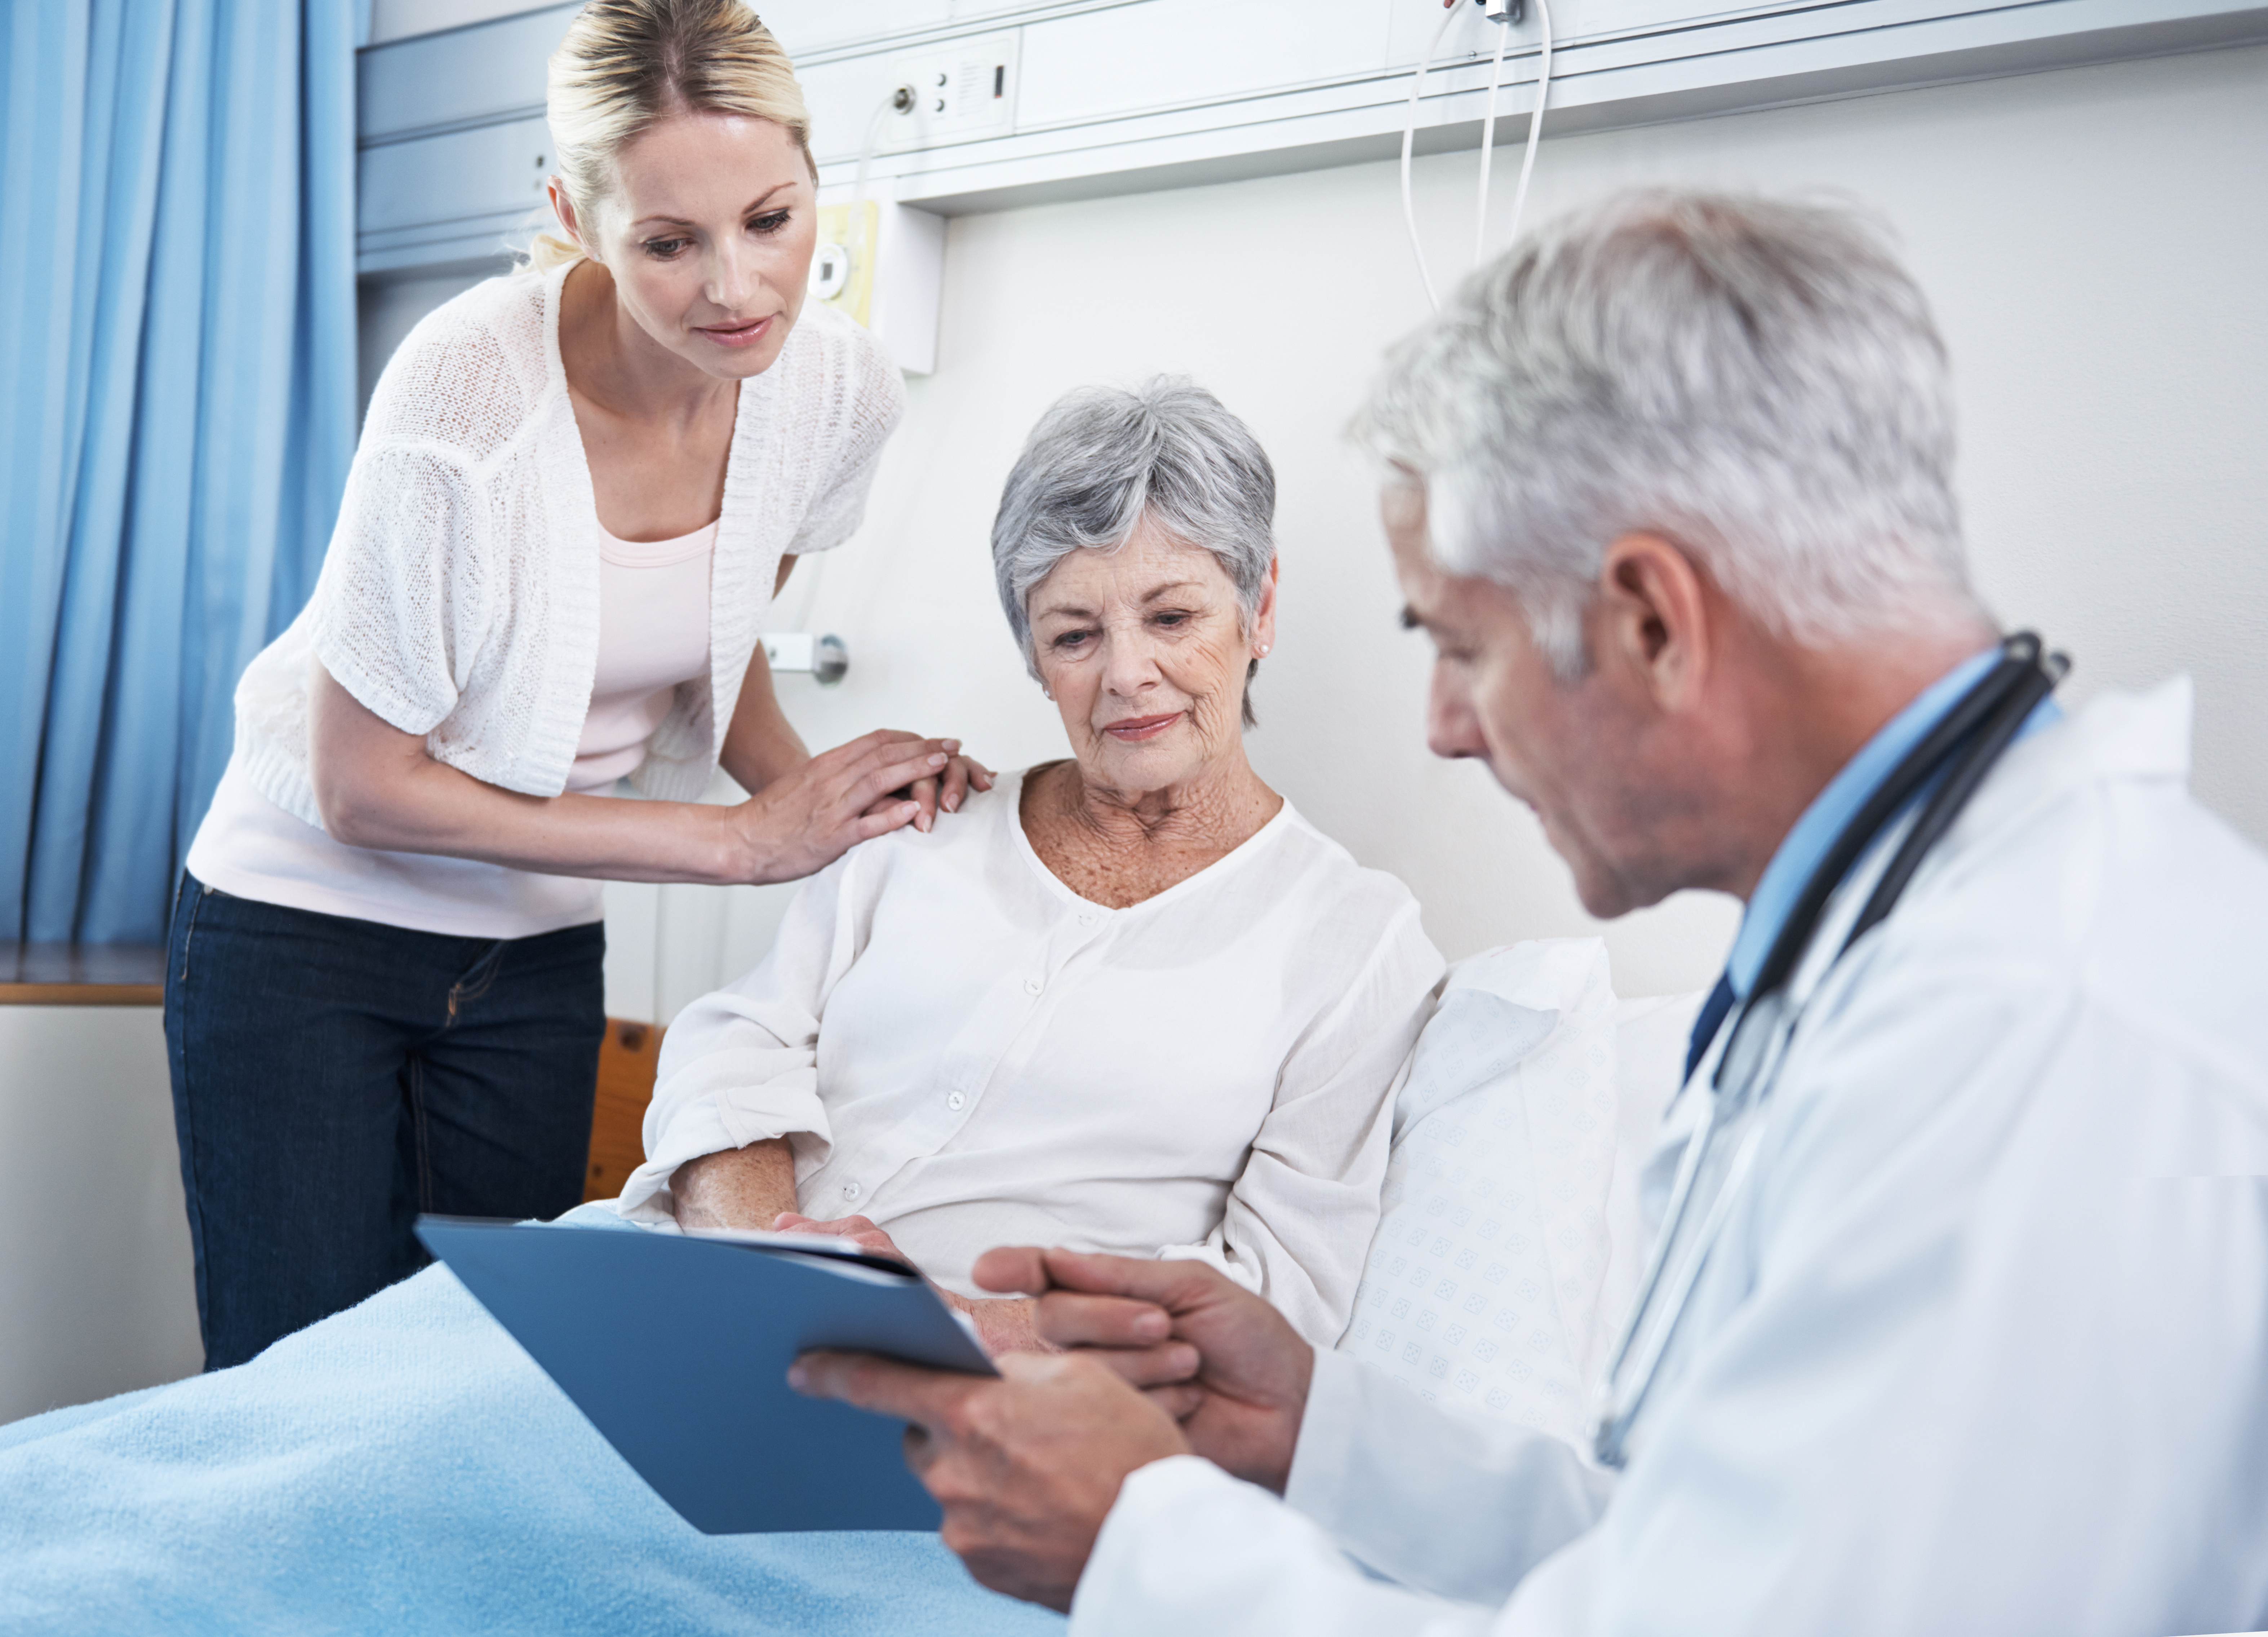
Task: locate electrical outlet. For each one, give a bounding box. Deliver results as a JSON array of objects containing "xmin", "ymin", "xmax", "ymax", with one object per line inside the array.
[
  {"xmin": 879, "ymin": 29, "xmax": 1018, "ymax": 150},
  {"xmin": 530, "ymin": 144, "xmax": 552, "ymax": 199}
]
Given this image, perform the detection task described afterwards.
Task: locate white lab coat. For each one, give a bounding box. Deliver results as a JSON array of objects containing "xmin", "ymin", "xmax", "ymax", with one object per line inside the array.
[{"xmin": 1073, "ymin": 680, "xmax": 2268, "ymax": 1637}]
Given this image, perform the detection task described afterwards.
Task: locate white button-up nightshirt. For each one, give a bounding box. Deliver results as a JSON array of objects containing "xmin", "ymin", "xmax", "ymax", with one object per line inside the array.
[{"xmin": 619, "ymin": 769, "xmax": 1444, "ymax": 1343}]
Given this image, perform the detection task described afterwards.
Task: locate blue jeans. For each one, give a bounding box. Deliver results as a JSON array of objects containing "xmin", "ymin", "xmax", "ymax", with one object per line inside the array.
[{"xmin": 164, "ymin": 873, "xmax": 605, "ymax": 1370}]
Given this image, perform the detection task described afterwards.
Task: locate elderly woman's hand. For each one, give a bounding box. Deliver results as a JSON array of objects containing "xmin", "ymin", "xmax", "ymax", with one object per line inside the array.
[
  {"xmin": 774, "ymin": 1212, "xmax": 1052, "ymax": 1357},
  {"xmin": 770, "ymin": 1211, "xmax": 910, "ymax": 1263}
]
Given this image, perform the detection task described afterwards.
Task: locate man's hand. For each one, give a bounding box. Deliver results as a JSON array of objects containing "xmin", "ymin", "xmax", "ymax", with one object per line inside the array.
[
  {"xmin": 975, "ymin": 1247, "xmax": 1316, "ymax": 1494},
  {"xmin": 791, "ymin": 1349, "xmax": 1190, "ymax": 1612},
  {"xmin": 775, "ymin": 1214, "xmax": 1051, "ymax": 1357}
]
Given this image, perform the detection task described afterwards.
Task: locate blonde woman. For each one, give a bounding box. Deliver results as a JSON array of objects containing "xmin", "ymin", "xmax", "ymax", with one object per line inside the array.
[{"xmin": 166, "ymin": 0, "xmax": 985, "ymax": 1371}]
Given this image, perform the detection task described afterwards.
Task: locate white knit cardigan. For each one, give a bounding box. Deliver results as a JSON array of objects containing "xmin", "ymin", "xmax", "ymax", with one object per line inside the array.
[{"xmin": 228, "ymin": 260, "xmax": 906, "ymax": 829}]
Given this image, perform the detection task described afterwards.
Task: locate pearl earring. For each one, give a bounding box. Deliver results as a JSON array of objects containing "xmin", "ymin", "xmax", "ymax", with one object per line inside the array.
[{"xmin": 1255, "ymin": 643, "xmax": 1270, "ymax": 657}]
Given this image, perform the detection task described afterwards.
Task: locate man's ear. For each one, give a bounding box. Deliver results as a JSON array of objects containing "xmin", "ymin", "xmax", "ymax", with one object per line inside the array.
[{"xmin": 1595, "ymin": 533, "xmax": 1712, "ymax": 711}]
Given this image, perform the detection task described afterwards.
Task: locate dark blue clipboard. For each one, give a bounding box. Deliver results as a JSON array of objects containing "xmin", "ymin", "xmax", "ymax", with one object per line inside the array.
[{"xmin": 416, "ymin": 1216, "xmax": 996, "ymax": 1534}]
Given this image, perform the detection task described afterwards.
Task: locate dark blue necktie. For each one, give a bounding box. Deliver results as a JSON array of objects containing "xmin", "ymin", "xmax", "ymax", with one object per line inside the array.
[{"xmin": 1683, "ymin": 972, "xmax": 1737, "ymax": 1084}]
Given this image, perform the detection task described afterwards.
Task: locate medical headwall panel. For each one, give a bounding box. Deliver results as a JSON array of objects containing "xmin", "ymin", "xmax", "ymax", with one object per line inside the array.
[
  {"xmin": 1013, "ymin": 1, "xmax": 1395, "ymax": 130},
  {"xmin": 756, "ymin": 2, "xmax": 957, "ymax": 55},
  {"xmin": 359, "ymin": 115, "xmax": 555, "ymax": 272},
  {"xmin": 357, "ymin": 4, "xmax": 565, "ymax": 145},
  {"xmin": 355, "ymin": 0, "xmax": 2268, "ymax": 275}
]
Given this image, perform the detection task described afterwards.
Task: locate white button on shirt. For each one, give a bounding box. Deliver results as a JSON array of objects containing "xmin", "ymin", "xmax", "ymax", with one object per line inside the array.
[{"xmin": 619, "ymin": 769, "xmax": 1444, "ymax": 1342}]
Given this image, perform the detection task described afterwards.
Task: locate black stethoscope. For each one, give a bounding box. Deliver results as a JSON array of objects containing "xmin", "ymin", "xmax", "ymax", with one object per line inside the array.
[{"xmin": 1590, "ymin": 632, "xmax": 2069, "ymax": 1471}]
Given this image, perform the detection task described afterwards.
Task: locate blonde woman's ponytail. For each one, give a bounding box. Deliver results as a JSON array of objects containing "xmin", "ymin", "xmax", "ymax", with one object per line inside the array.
[{"xmin": 527, "ymin": 0, "xmax": 815, "ymax": 271}]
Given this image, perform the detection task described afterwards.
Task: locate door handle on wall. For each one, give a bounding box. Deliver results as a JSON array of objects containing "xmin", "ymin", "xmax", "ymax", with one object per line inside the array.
[{"xmin": 760, "ymin": 633, "xmax": 849, "ymax": 686}]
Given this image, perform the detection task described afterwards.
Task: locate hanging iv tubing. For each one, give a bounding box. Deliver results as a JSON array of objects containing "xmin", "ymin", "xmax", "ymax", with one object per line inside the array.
[{"xmin": 1401, "ymin": 0, "xmax": 1557, "ymax": 312}]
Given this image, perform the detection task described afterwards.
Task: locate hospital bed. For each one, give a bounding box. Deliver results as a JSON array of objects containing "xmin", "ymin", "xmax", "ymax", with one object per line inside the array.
[{"xmin": 0, "ymin": 943, "xmax": 1699, "ymax": 1636}]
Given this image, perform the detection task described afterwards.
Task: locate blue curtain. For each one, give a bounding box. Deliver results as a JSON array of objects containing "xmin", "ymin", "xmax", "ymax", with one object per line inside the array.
[{"xmin": 0, "ymin": 0, "xmax": 358, "ymax": 946}]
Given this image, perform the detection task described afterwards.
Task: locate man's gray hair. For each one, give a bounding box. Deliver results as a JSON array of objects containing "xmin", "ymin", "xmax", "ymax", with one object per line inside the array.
[
  {"xmin": 1353, "ymin": 190, "xmax": 1984, "ymax": 677},
  {"xmin": 992, "ymin": 378, "xmax": 1277, "ymax": 691}
]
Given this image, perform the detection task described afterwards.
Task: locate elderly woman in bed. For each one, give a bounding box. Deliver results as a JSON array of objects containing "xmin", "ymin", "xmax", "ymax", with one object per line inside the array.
[
  {"xmin": 0, "ymin": 380, "xmax": 1440, "ymax": 1636},
  {"xmin": 622, "ymin": 377, "xmax": 1443, "ymax": 1354}
]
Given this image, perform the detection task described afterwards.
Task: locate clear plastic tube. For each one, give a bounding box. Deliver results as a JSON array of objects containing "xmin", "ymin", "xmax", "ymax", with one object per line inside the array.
[
  {"xmin": 1474, "ymin": 11, "xmax": 1512, "ymax": 263},
  {"xmin": 1399, "ymin": 3, "xmax": 1461, "ymax": 311},
  {"xmin": 1502, "ymin": 0, "xmax": 1554, "ymax": 253},
  {"xmin": 1403, "ymin": 0, "xmax": 1559, "ymax": 308}
]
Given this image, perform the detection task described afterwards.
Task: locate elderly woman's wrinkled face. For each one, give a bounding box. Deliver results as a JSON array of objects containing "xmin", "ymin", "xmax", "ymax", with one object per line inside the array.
[{"xmin": 1027, "ymin": 519, "xmax": 1277, "ymax": 798}]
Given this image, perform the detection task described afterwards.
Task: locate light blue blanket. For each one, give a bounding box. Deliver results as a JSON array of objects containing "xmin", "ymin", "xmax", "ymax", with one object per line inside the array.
[{"xmin": 0, "ymin": 1205, "xmax": 1062, "ymax": 1636}]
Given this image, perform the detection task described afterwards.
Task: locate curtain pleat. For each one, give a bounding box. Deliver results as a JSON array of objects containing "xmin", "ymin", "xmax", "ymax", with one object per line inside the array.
[
  {"xmin": 0, "ymin": 0, "xmax": 357, "ymax": 945},
  {"xmin": 0, "ymin": 5, "xmax": 92, "ymax": 929}
]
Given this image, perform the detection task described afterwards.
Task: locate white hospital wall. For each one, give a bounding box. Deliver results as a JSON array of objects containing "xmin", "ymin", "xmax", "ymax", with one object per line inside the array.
[
  {"xmin": 608, "ymin": 41, "xmax": 2268, "ymax": 1020},
  {"xmin": 0, "ymin": 1009, "xmax": 204, "ymax": 1423}
]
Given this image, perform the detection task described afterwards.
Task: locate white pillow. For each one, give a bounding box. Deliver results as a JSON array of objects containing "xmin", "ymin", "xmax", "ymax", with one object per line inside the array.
[
  {"xmin": 1594, "ymin": 987, "xmax": 1706, "ymax": 1348},
  {"xmin": 1339, "ymin": 939, "xmax": 1623, "ymax": 1445}
]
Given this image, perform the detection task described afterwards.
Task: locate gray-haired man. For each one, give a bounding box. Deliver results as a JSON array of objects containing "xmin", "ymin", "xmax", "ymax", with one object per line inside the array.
[{"xmin": 796, "ymin": 190, "xmax": 2268, "ymax": 1636}]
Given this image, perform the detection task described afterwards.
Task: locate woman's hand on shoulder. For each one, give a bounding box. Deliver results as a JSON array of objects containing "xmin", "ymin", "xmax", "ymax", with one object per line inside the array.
[
  {"xmin": 865, "ymin": 744, "xmax": 995, "ymax": 833},
  {"xmin": 723, "ymin": 730, "xmax": 950, "ymax": 883},
  {"xmin": 725, "ymin": 732, "xmax": 995, "ymax": 882}
]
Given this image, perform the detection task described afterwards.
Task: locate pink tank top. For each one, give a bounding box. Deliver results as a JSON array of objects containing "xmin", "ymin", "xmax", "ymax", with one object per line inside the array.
[{"xmin": 185, "ymin": 519, "xmax": 717, "ymax": 938}]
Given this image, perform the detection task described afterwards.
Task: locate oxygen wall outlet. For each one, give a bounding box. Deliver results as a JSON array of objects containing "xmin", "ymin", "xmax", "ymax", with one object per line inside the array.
[
  {"xmin": 807, "ymin": 198, "xmax": 946, "ymax": 376},
  {"xmin": 811, "ymin": 200, "xmax": 880, "ymax": 325}
]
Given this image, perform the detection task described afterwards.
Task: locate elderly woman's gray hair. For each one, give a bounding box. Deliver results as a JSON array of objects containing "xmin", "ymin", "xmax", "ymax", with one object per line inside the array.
[
  {"xmin": 1352, "ymin": 189, "xmax": 1987, "ymax": 680},
  {"xmin": 992, "ymin": 378, "xmax": 1276, "ymax": 720}
]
